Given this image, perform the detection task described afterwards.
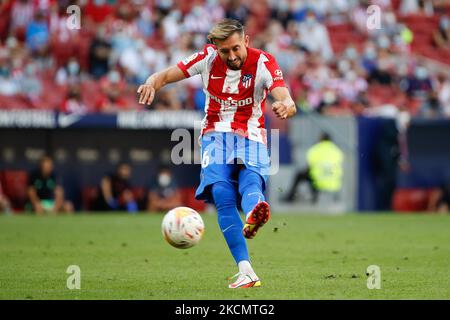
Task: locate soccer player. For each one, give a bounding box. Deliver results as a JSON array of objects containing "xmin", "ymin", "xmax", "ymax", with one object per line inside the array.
[{"xmin": 137, "ymin": 19, "xmax": 297, "ymax": 288}]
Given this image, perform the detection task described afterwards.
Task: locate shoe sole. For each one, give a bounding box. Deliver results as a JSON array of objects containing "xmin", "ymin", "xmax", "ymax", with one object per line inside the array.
[
  {"xmin": 229, "ymin": 280, "xmax": 261, "ymax": 289},
  {"xmin": 243, "ymin": 201, "xmax": 270, "ymax": 239}
]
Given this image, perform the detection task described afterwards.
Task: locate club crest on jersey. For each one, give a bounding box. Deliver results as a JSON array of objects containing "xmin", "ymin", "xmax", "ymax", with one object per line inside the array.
[{"xmin": 242, "ymin": 74, "xmax": 253, "ymax": 88}]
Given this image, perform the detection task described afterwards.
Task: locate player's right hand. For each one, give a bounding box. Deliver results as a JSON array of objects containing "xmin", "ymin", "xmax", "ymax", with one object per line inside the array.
[{"xmin": 137, "ymin": 83, "xmax": 156, "ymax": 105}]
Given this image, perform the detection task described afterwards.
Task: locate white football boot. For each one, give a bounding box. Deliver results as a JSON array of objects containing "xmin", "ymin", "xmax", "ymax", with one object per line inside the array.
[{"xmin": 228, "ymin": 272, "xmax": 261, "ymax": 289}]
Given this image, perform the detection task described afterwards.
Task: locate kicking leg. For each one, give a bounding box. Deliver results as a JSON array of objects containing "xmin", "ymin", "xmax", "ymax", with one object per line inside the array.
[{"xmin": 238, "ymin": 168, "xmax": 270, "ymax": 239}]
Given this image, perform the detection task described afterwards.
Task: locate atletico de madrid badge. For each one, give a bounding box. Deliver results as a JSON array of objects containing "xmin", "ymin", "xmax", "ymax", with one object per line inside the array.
[{"xmin": 242, "ymin": 74, "xmax": 253, "ymax": 88}]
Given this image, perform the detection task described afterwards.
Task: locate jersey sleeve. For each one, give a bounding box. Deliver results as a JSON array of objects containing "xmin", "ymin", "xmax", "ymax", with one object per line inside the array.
[
  {"xmin": 263, "ymin": 53, "xmax": 286, "ymax": 92},
  {"xmin": 176, "ymin": 45, "xmax": 214, "ymax": 78}
]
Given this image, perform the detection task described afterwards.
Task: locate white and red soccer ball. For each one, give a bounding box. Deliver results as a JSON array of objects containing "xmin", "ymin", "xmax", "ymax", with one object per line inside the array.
[{"xmin": 161, "ymin": 207, "xmax": 204, "ymax": 249}]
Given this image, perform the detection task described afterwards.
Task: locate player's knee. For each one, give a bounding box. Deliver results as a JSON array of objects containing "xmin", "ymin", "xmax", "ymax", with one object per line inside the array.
[{"xmin": 211, "ymin": 181, "xmax": 236, "ymax": 210}]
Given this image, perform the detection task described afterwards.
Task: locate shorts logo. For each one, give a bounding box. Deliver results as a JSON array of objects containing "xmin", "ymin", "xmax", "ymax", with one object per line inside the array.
[{"xmin": 242, "ymin": 74, "xmax": 253, "ymax": 88}]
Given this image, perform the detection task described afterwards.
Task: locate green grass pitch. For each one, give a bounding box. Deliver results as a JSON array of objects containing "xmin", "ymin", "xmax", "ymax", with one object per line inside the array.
[{"xmin": 0, "ymin": 212, "xmax": 449, "ymax": 300}]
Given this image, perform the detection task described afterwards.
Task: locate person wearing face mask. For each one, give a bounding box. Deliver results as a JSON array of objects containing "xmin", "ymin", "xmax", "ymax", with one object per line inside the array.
[
  {"xmin": 296, "ymin": 10, "xmax": 333, "ymax": 61},
  {"xmin": 403, "ymin": 65, "xmax": 433, "ymax": 98},
  {"xmin": 95, "ymin": 162, "xmax": 138, "ymax": 213},
  {"xmin": 146, "ymin": 166, "xmax": 181, "ymax": 212},
  {"xmin": 55, "ymin": 57, "xmax": 81, "ymax": 86}
]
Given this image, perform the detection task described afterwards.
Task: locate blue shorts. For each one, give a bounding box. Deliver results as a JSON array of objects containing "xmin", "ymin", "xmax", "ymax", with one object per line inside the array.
[{"xmin": 195, "ymin": 132, "xmax": 270, "ymax": 203}]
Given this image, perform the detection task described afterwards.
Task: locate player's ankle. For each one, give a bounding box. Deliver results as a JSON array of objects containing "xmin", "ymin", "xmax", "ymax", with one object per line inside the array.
[{"xmin": 238, "ymin": 260, "xmax": 257, "ymax": 277}]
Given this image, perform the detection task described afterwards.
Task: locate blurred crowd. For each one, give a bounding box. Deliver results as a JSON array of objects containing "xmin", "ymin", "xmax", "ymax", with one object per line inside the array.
[
  {"xmin": 0, "ymin": 154, "xmax": 184, "ymax": 214},
  {"xmin": 0, "ymin": 0, "xmax": 449, "ymax": 120}
]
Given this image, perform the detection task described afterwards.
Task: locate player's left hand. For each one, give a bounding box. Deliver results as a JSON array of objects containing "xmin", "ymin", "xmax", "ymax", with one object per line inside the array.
[{"xmin": 272, "ymin": 101, "xmax": 295, "ymax": 119}]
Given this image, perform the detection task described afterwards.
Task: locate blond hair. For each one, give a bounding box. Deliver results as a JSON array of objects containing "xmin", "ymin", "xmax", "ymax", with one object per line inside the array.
[{"xmin": 207, "ymin": 19, "xmax": 244, "ymax": 44}]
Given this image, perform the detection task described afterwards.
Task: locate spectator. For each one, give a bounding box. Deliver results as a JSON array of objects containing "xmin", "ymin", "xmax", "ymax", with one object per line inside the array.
[
  {"xmin": 0, "ymin": 48, "xmax": 20, "ymax": 96},
  {"xmin": 84, "ymin": 0, "xmax": 115, "ymax": 25},
  {"xmin": 95, "ymin": 70, "xmax": 129, "ymax": 113},
  {"xmin": 27, "ymin": 155, "xmax": 73, "ymax": 214},
  {"xmin": 18, "ymin": 61, "xmax": 42, "ymax": 105},
  {"xmin": 350, "ymin": 94, "xmax": 370, "ymax": 116},
  {"xmin": 96, "ymin": 162, "xmax": 138, "ymax": 213},
  {"xmin": 302, "ymin": 53, "xmax": 333, "ymax": 109},
  {"xmin": 401, "ymin": 64, "xmax": 433, "ymax": 98},
  {"xmin": 0, "ymin": 180, "xmax": 12, "ymax": 214},
  {"xmin": 184, "ymin": 4, "xmax": 215, "ymax": 35},
  {"xmin": 351, "ymin": 0, "xmax": 370, "ymax": 35},
  {"xmin": 61, "ymin": 84, "xmax": 88, "ymax": 114},
  {"xmin": 0, "ymin": 0, "xmax": 14, "ymax": 42},
  {"xmin": 225, "ymin": 0, "xmax": 249, "ymax": 23},
  {"xmin": 400, "ymin": 0, "xmax": 434, "ymax": 16},
  {"xmin": 147, "ymin": 166, "xmax": 181, "ymax": 212},
  {"xmin": 282, "ymin": 133, "xmax": 344, "ymax": 203},
  {"xmin": 296, "ymin": 10, "xmax": 333, "ymax": 62},
  {"xmin": 153, "ymin": 87, "xmax": 182, "ymax": 110},
  {"xmin": 88, "ymin": 26, "xmax": 112, "ymax": 79},
  {"xmin": 433, "ymin": 16, "xmax": 450, "ymax": 49},
  {"xmin": 134, "ymin": 0, "xmax": 155, "ymax": 38},
  {"xmin": 55, "ymin": 57, "xmax": 83, "ymax": 86},
  {"xmin": 418, "ymin": 91, "xmax": 445, "ymax": 118},
  {"xmin": 437, "ymin": 73, "xmax": 450, "ymax": 117},
  {"xmin": 369, "ymin": 46, "xmax": 396, "ymax": 85},
  {"xmin": 10, "ymin": 0, "xmax": 35, "ymax": 40},
  {"xmin": 25, "ymin": 10, "xmax": 50, "ymax": 56},
  {"xmin": 118, "ymin": 38, "xmax": 168, "ymax": 86}
]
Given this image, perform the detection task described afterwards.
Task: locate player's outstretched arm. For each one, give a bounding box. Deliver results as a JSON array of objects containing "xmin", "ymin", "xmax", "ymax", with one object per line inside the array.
[
  {"xmin": 137, "ymin": 66, "xmax": 186, "ymax": 105},
  {"xmin": 270, "ymin": 87, "xmax": 297, "ymax": 119}
]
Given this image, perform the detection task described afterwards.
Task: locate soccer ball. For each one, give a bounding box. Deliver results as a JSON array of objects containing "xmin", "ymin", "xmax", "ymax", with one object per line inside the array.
[{"xmin": 161, "ymin": 207, "xmax": 204, "ymax": 249}]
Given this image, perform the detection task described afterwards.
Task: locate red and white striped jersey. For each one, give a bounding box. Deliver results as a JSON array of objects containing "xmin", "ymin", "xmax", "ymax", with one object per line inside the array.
[{"xmin": 177, "ymin": 44, "xmax": 286, "ymax": 145}]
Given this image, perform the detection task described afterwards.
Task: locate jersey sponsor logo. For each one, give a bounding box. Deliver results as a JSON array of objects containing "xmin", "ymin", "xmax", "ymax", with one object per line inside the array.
[
  {"xmin": 242, "ymin": 74, "xmax": 253, "ymax": 88},
  {"xmin": 211, "ymin": 75, "xmax": 223, "ymax": 79},
  {"xmin": 210, "ymin": 95, "xmax": 253, "ymax": 108},
  {"xmin": 273, "ymin": 69, "xmax": 283, "ymax": 81}
]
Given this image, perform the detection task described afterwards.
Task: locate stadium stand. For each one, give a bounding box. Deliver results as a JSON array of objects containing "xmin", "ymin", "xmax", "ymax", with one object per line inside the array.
[{"xmin": 0, "ymin": 0, "xmax": 448, "ymax": 117}]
